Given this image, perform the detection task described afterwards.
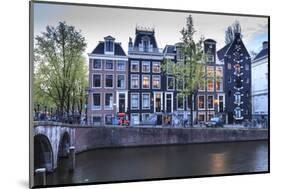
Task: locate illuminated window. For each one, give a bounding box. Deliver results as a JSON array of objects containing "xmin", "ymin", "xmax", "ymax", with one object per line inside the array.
[
  {"xmin": 152, "ymin": 75, "xmax": 161, "ymax": 89},
  {"xmin": 198, "ymin": 95, "xmax": 205, "ymax": 109},
  {"xmin": 216, "ymin": 78, "xmax": 223, "ymax": 91},
  {"xmin": 152, "ymin": 62, "xmax": 161, "ymax": 73},
  {"xmin": 216, "ymin": 67, "xmax": 223, "ymax": 77},
  {"xmin": 142, "ymin": 75, "xmax": 150, "ymax": 89},
  {"xmin": 207, "ymin": 66, "xmax": 214, "ymax": 77},
  {"xmin": 207, "ymin": 79, "xmax": 214, "ymax": 91}
]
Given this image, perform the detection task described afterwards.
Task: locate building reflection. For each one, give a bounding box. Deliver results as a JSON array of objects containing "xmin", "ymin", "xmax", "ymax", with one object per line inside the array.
[{"xmin": 209, "ymin": 152, "xmax": 227, "ymax": 174}]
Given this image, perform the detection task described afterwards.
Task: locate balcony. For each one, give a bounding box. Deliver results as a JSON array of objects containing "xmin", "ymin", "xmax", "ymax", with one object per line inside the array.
[{"xmin": 128, "ymin": 46, "xmax": 163, "ymax": 55}]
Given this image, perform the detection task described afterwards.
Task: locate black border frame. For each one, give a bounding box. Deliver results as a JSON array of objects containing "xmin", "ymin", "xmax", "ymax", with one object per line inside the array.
[{"xmin": 29, "ymin": 1, "xmax": 270, "ymax": 188}]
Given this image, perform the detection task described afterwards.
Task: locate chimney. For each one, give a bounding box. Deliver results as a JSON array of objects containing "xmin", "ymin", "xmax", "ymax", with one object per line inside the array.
[
  {"xmin": 262, "ymin": 41, "xmax": 268, "ymax": 50},
  {"xmin": 128, "ymin": 37, "xmax": 133, "ymax": 50}
]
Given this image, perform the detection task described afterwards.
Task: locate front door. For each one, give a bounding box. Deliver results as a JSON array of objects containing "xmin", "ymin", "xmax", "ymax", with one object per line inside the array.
[
  {"xmin": 155, "ymin": 92, "xmax": 162, "ymax": 113},
  {"xmin": 118, "ymin": 93, "xmax": 126, "ymax": 113},
  {"xmin": 154, "ymin": 92, "xmax": 163, "ymax": 125},
  {"xmin": 165, "ymin": 93, "xmax": 173, "ymax": 113}
]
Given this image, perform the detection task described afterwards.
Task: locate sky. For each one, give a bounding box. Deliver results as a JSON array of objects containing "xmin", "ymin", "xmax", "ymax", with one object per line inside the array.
[{"xmin": 33, "ymin": 2, "xmax": 268, "ymax": 58}]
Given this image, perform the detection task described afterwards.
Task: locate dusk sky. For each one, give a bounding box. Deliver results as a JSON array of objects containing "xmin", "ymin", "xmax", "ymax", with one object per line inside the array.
[{"xmin": 33, "ymin": 2, "xmax": 268, "ymax": 58}]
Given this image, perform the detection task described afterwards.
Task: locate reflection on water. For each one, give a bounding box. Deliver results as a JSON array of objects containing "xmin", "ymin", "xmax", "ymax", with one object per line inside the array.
[
  {"xmin": 210, "ymin": 152, "xmax": 227, "ymax": 173},
  {"xmin": 46, "ymin": 141, "xmax": 268, "ymax": 186}
]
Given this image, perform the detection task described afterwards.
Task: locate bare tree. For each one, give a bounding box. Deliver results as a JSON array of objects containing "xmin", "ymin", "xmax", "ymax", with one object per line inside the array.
[{"xmin": 225, "ymin": 20, "xmax": 242, "ymax": 44}]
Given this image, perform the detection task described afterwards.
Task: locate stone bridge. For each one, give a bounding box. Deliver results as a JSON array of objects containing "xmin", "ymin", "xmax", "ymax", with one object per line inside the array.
[{"xmin": 34, "ymin": 121, "xmax": 76, "ymax": 171}]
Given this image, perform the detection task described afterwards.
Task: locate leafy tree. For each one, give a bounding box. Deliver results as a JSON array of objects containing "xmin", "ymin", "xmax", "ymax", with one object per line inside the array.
[
  {"xmin": 162, "ymin": 15, "xmax": 205, "ymax": 127},
  {"xmin": 225, "ymin": 20, "xmax": 242, "ymax": 44},
  {"xmin": 34, "ymin": 21, "xmax": 87, "ymax": 121}
]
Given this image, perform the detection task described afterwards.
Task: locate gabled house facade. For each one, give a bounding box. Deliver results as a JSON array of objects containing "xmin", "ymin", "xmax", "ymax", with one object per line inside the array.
[
  {"xmin": 88, "ymin": 36, "xmax": 128, "ymax": 125},
  {"xmin": 252, "ymin": 41, "xmax": 268, "ymax": 121},
  {"xmin": 196, "ymin": 39, "xmax": 225, "ymax": 123},
  {"xmin": 217, "ymin": 33, "xmax": 251, "ymax": 124},
  {"xmin": 127, "ymin": 27, "xmax": 164, "ymax": 125}
]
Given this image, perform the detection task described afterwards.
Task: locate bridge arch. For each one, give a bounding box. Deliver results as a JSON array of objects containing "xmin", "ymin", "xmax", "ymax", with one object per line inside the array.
[
  {"xmin": 57, "ymin": 132, "xmax": 70, "ymax": 161},
  {"xmin": 34, "ymin": 134, "xmax": 54, "ymax": 172}
]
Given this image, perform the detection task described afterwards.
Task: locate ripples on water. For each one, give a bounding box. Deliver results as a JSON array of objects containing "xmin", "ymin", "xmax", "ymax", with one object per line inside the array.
[{"xmin": 46, "ymin": 141, "xmax": 268, "ymax": 186}]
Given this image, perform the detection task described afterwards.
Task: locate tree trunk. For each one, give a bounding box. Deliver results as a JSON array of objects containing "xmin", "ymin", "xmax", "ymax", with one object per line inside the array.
[{"xmin": 190, "ymin": 93, "xmax": 194, "ymax": 127}]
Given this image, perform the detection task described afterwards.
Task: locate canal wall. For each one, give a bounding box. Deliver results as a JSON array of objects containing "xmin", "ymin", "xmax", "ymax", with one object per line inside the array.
[{"xmin": 74, "ymin": 126, "xmax": 268, "ymax": 153}]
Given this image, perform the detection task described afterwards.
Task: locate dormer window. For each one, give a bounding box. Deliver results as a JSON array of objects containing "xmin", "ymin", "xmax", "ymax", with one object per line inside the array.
[
  {"xmin": 141, "ymin": 36, "xmax": 150, "ymax": 52},
  {"xmin": 143, "ymin": 39, "xmax": 149, "ymax": 52},
  {"xmin": 104, "ymin": 36, "xmax": 115, "ymax": 54},
  {"xmin": 105, "ymin": 40, "xmax": 114, "ymax": 52}
]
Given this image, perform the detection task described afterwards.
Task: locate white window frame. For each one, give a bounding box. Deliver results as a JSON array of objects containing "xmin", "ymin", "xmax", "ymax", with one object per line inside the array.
[
  {"xmin": 207, "ymin": 112, "xmax": 215, "ymax": 121},
  {"xmin": 198, "ymin": 80, "xmax": 205, "ymax": 92},
  {"xmin": 105, "ymin": 74, "xmax": 114, "ymax": 89},
  {"xmin": 92, "ymin": 114, "xmax": 103, "ymax": 125},
  {"xmin": 92, "ymin": 73, "xmax": 102, "ymax": 88},
  {"xmin": 216, "ymin": 78, "xmax": 223, "ymax": 92},
  {"xmin": 130, "ymin": 74, "xmax": 139, "ymax": 89},
  {"xmin": 234, "ymin": 92, "xmax": 242, "ymax": 104},
  {"xmin": 153, "ymin": 92, "xmax": 163, "ymax": 113},
  {"xmin": 131, "ymin": 93, "xmax": 140, "ymax": 110},
  {"xmin": 92, "ymin": 93, "xmax": 102, "ymax": 110},
  {"xmin": 207, "ymin": 95, "xmax": 214, "ymax": 110},
  {"xmin": 152, "ymin": 75, "xmax": 161, "ymax": 89},
  {"xmin": 131, "ymin": 113, "xmax": 140, "ymax": 125},
  {"xmin": 198, "ymin": 112, "xmax": 205, "ymax": 122},
  {"xmin": 116, "ymin": 60, "xmax": 126, "ymax": 71},
  {"xmin": 234, "ymin": 107, "xmax": 242, "ymax": 119},
  {"xmin": 216, "ymin": 67, "xmax": 223, "ymax": 78},
  {"xmin": 177, "ymin": 95, "xmax": 185, "ymax": 111},
  {"xmin": 167, "ymin": 76, "xmax": 175, "ymax": 90},
  {"xmin": 198, "ymin": 95, "xmax": 205, "ymax": 110},
  {"xmin": 92, "ymin": 59, "xmax": 102, "ymax": 70},
  {"xmin": 104, "ymin": 59, "xmax": 114, "ymax": 71},
  {"xmin": 142, "ymin": 113, "xmax": 151, "ymax": 121},
  {"xmin": 207, "ymin": 79, "xmax": 215, "ymax": 92},
  {"xmin": 165, "ymin": 92, "xmax": 174, "ymax": 112},
  {"xmin": 142, "ymin": 93, "xmax": 151, "ymax": 110},
  {"xmin": 104, "ymin": 114, "xmax": 114, "ymax": 125},
  {"xmin": 131, "ymin": 60, "xmax": 140, "ymax": 72},
  {"xmin": 104, "ymin": 93, "xmax": 114, "ymax": 110},
  {"xmin": 105, "ymin": 40, "xmax": 114, "ymax": 54},
  {"xmin": 142, "ymin": 75, "xmax": 150, "ymax": 89},
  {"xmin": 116, "ymin": 74, "xmax": 126, "ymax": 89},
  {"xmin": 142, "ymin": 61, "xmax": 150, "ymax": 73},
  {"xmin": 152, "ymin": 61, "xmax": 161, "ymax": 73}
]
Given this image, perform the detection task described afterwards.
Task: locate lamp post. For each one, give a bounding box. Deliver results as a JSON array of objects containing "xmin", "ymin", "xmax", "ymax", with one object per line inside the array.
[{"xmin": 37, "ymin": 104, "xmax": 40, "ymax": 120}]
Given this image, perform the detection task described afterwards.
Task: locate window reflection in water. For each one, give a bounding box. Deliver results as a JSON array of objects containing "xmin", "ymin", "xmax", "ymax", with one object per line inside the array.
[{"xmin": 209, "ymin": 152, "xmax": 227, "ymax": 173}]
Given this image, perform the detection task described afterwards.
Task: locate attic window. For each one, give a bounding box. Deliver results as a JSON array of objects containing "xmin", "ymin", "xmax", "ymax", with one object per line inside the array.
[{"xmin": 105, "ymin": 40, "xmax": 114, "ymax": 52}]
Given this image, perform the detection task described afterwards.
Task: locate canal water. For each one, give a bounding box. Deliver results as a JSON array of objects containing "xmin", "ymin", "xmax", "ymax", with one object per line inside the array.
[{"xmin": 46, "ymin": 141, "xmax": 268, "ymax": 186}]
